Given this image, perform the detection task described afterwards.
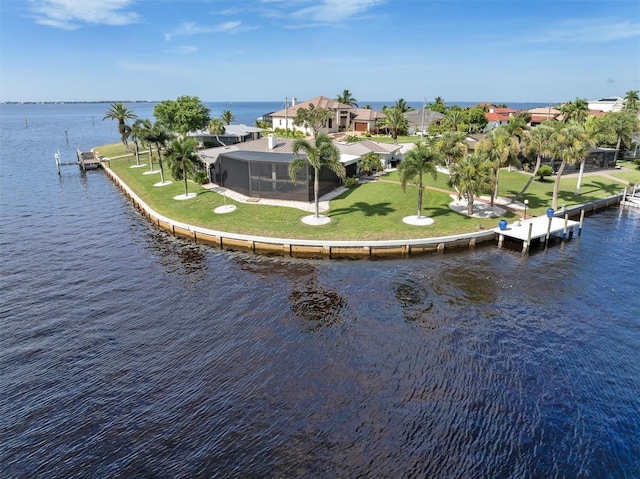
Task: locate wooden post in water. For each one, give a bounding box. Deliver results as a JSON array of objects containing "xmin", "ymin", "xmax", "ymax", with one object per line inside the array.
[
  {"xmin": 24, "ymin": 118, "xmax": 28, "ymax": 128},
  {"xmin": 55, "ymin": 151, "xmax": 60, "ymax": 175},
  {"xmin": 578, "ymin": 209, "xmax": 585, "ymax": 236},
  {"xmin": 563, "ymin": 214, "xmax": 569, "ymax": 241},
  {"xmin": 65, "ymin": 131, "xmax": 69, "ymax": 143},
  {"xmin": 522, "ymin": 222, "xmax": 533, "ymax": 254},
  {"xmin": 544, "ymin": 215, "xmax": 553, "ymax": 249}
]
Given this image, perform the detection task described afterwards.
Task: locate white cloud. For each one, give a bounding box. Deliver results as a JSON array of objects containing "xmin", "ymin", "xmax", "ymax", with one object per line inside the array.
[
  {"xmin": 290, "ymin": 0, "xmax": 386, "ymax": 23},
  {"xmin": 164, "ymin": 21, "xmax": 252, "ymax": 40},
  {"xmin": 170, "ymin": 45, "xmax": 199, "ymax": 55},
  {"xmin": 27, "ymin": 0, "xmax": 139, "ymax": 29},
  {"xmin": 531, "ymin": 19, "xmax": 640, "ymax": 44}
]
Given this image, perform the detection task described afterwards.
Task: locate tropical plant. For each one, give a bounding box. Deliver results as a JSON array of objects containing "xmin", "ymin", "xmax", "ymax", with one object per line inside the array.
[
  {"xmin": 536, "ymin": 164, "xmax": 553, "ymax": 181},
  {"xmin": 147, "ymin": 122, "xmax": 174, "ymax": 184},
  {"xmin": 153, "ymin": 95, "xmax": 211, "ymax": 135},
  {"xmin": 442, "ymin": 108, "xmax": 464, "ymax": 132},
  {"xmin": 288, "ymin": 134, "xmax": 346, "ymax": 219},
  {"xmin": 293, "ymin": 103, "xmax": 333, "ymax": 137},
  {"xmin": 448, "ymin": 153, "xmax": 493, "ymax": 215},
  {"xmin": 550, "ymin": 125, "xmax": 593, "ymax": 209},
  {"xmin": 165, "ymin": 137, "xmax": 204, "ymax": 197},
  {"xmin": 514, "ymin": 125, "xmax": 555, "ymax": 200},
  {"xmin": 463, "ymin": 106, "xmax": 489, "ymax": 133},
  {"xmin": 136, "ymin": 119, "xmax": 156, "ymax": 172},
  {"xmin": 379, "ymin": 106, "xmax": 408, "ymax": 142},
  {"xmin": 128, "ymin": 119, "xmax": 146, "ymax": 166},
  {"xmin": 359, "ymin": 152, "xmax": 383, "ymax": 175},
  {"xmin": 220, "ymin": 109, "xmax": 236, "ymax": 125},
  {"xmin": 624, "ymin": 90, "xmax": 640, "ymax": 112},
  {"xmin": 603, "ymin": 111, "xmax": 640, "ymax": 162},
  {"xmin": 559, "ymin": 98, "xmax": 589, "ymax": 125},
  {"xmin": 208, "ymin": 118, "xmax": 226, "ymax": 147},
  {"xmin": 336, "ymin": 89, "xmax": 358, "ymax": 107},
  {"xmin": 476, "ymin": 127, "xmax": 519, "ymax": 206},
  {"xmin": 394, "ymin": 98, "xmax": 413, "ymax": 113},
  {"xmin": 397, "ymin": 142, "xmax": 442, "ymax": 219},
  {"xmin": 429, "ymin": 96, "xmax": 446, "ymax": 114},
  {"xmin": 504, "ymin": 115, "xmax": 529, "ymax": 143},
  {"xmin": 436, "ymin": 131, "xmax": 467, "ymax": 171},
  {"xmin": 103, "ymin": 103, "xmax": 137, "ymax": 145}
]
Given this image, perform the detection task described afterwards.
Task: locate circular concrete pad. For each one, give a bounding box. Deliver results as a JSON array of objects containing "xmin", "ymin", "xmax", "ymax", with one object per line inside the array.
[
  {"xmin": 403, "ymin": 215, "xmax": 435, "ymax": 226},
  {"xmin": 143, "ymin": 170, "xmax": 160, "ymax": 175},
  {"xmin": 130, "ymin": 164, "xmax": 147, "ymax": 168},
  {"xmin": 173, "ymin": 192, "xmax": 197, "ymax": 200},
  {"xmin": 302, "ymin": 214, "xmax": 331, "ymax": 226},
  {"xmin": 214, "ymin": 204, "xmax": 237, "ymax": 214},
  {"xmin": 154, "ymin": 180, "xmax": 173, "ymax": 187}
]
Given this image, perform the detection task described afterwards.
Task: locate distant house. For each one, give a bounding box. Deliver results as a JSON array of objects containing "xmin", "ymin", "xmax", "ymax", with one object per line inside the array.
[
  {"xmin": 482, "ymin": 105, "xmax": 517, "ymax": 131},
  {"xmin": 268, "ymin": 96, "xmax": 386, "ymax": 135},
  {"xmin": 335, "ymin": 139, "xmax": 402, "ymax": 169},
  {"xmin": 188, "ymin": 124, "xmax": 263, "ymax": 147},
  {"xmin": 528, "ymin": 107, "xmax": 562, "ymax": 126},
  {"xmin": 588, "ymin": 97, "xmax": 624, "ymax": 113},
  {"xmin": 198, "ymin": 135, "xmax": 396, "ymax": 201},
  {"xmin": 404, "ymin": 108, "xmax": 445, "ymax": 135}
]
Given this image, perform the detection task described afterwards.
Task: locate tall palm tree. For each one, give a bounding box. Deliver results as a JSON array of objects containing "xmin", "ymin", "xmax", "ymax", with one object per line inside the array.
[
  {"xmin": 443, "ymin": 109, "xmax": 464, "ymax": 132},
  {"xmin": 336, "ymin": 89, "xmax": 358, "ymax": 107},
  {"xmin": 430, "ymin": 96, "xmax": 446, "ymax": 114},
  {"xmin": 103, "ymin": 103, "xmax": 138, "ymax": 145},
  {"xmin": 514, "ymin": 125, "xmax": 555, "ymax": 201},
  {"xmin": 560, "ymin": 98, "xmax": 589, "ymax": 125},
  {"xmin": 129, "ymin": 119, "xmax": 146, "ymax": 167},
  {"xmin": 397, "ymin": 142, "xmax": 442, "ymax": 219},
  {"xmin": 605, "ymin": 111, "xmax": 640, "ymax": 163},
  {"xmin": 165, "ymin": 137, "xmax": 203, "ymax": 197},
  {"xmin": 436, "ymin": 131, "xmax": 467, "ymax": 171},
  {"xmin": 504, "ymin": 115, "xmax": 529, "ymax": 144},
  {"xmin": 208, "ymin": 118, "xmax": 226, "ymax": 147},
  {"xmin": 380, "ymin": 106, "xmax": 408, "ymax": 142},
  {"xmin": 137, "ymin": 119, "xmax": 156, "ymax": 172},
  {"xmin": 220, "ymin": 110, "xmax": 236, "ymax": 125},
  {"xmin": 394, "ymin": 98, "xmax": 413, "ymax": 113},
  {"xmin": 550, "ymin": 125, "xmax": 592, "ymax": 209},
  {"xmin": 476, "ymin": 127, "xmax": 519, "ymax": 206},
  {"xmin": 624, "ymin": 90, "xmax": 639, "ymax": 112},
  {"xmin": 147, "ymin": 122, "xmax": 173, "ymax": 184},
  {"xmin": 448, "ymin": 153, "xmax": 494, "ymax": 215},
  {"xmin": 289, "ymin": 134, "xmax": 346, "ymax": 219}
]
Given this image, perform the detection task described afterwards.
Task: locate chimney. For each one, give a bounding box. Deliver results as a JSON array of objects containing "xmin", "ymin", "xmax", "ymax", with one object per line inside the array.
[
  {"xmin": 292, "ymin": 97, "xmax": 297, "ymax": 106},
  {"xmin": 268, "ymin": 133, "xmax": 278, "ymax": 149}
]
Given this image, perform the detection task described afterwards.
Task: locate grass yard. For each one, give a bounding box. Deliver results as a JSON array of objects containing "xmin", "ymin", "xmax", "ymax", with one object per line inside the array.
[{"xmin": 95, "ymin": 142, "xmax": 626, "ymax": 241}]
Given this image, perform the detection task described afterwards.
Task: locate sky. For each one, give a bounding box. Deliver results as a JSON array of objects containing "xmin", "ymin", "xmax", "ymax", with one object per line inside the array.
[{"xmin": 0, "ymin": 0, "xmax": 639, "ymax": 104}]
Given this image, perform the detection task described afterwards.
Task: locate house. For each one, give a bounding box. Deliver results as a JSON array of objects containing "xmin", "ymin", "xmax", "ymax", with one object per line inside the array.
[
  {"xmin": 528, "ymin": 107, "xmax": 562, "ymax": 126},
  {"xmin": 188, "ymin": 124, "xmax": 263, "ymax": 147},
  {"xmin": 198, "ymin": 135, "xmax": 404, "ymax": 201},
  {"xmin": 404, "ymin": 108, "xmax": 445, "ymax": 135},
  {"xmin": 482, "ymin": 104, "xmax": 517, "ymax": 131},
  {"xmin": 588, "ymin": 97, "xmax": 625, "ymax": 113},
  {"xmin": 268, "ymin": 96, "xmax": 386, "ymax": 135}
]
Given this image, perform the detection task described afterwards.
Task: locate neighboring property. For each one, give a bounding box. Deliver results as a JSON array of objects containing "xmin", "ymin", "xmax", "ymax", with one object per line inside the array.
[
  {"xmin": 188, "ymin": 124, "xmax": 263, "ymax": 147},
  {"xmin": 335, "ymin": 139, "xmax": 403, "ymax": 169},
  {"xmin": 268, "ymin": 96, "xmax": 386, "ymax": 135},
  {"xmin": 528, "ymin": 107, "xmax": 562, "ymax": 126},
  {"xmin": 404, "ymin": 108, "xmax": 445, "ymax": 135},
  {"xmin": 588, "ymin": 97, "xmax": 625, "ymax": 113},
  {"xmin": 538, "ymin": 147, "xmax": 620, "ymax": 173},
  {"xmin": 464, "ymin": 133, "xmax": 487, "ymax": 154},
  {"xmin": 483, "ymin": 105, "xmax": 517, "ymax": 131}
]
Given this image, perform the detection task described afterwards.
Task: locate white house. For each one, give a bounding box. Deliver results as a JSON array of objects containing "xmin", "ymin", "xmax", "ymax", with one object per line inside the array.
[{"xmin": 588, "ymin": 97, "xmax": 625, "ymax": 113}]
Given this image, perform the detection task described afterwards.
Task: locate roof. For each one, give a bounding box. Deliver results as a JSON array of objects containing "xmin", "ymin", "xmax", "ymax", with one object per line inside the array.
[
  {"xmin": 528, "ymin": 107, "xmax": 561, "ymax": 115},
  {"xmin": 351, "ymin": 108, "xmax": 386, "ymax": 122},
  {"xmin": 530, "ymin": 114, "xmax": 559, "ymax": 123},
  {"xmin": 270, "ymin": 96, "xmax": 353, "ymax": 117},
  {"xmin": 188, "ymin": 124, "xmax": 263, "ymax": 138},
  {"xmin": 485, "ymin": 112, "xmax": 511, "ymax": 122},
  {"xmin": 405, "ymin": 108, "xmax": 445, "ymax": 125}
]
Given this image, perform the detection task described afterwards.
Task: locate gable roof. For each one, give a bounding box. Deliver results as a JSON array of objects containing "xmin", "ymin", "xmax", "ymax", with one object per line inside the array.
[
  {"xmin": 405, "ymin": 108, "xmax": 445, "ymax": 125},
  {"xmin": 351, "ymin": 108, "xmax": 386, "ymax": 122},
  {"xmin": 270, "ymin": 96, "xmax": 353, "ymax": 117}
]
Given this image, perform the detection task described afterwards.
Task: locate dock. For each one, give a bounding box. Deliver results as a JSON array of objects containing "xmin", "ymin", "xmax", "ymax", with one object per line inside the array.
[
  {"xmin": 55, "ymin": 149, "xmax": 102, "ymax": 174},
  {"xmin": 494, "ymin": 214, "xmax": 581, "ymax": 253}
]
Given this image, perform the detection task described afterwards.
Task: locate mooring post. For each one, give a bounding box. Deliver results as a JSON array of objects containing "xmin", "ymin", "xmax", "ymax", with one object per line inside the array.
[
  {"xmin": 544, "ymin": 215, "xmax": 553, "ymax": 249},
  {"xmin": 498, "ymin": 234, "xmax": 504, "ymax": 248},
  {"xmin": 579, "ymin": 209, "xmax": 585, "ymax": 236},
  {"xmin": 523, "ymin": 222, "xmax": 533, "ymax": 253},
  {"xmin": 55, "ymin": 151, "xmax": 60, "ymax": 175},
  {"xmin": 563, "ymin": 214, "xmax": 568, "ymax": 241}
]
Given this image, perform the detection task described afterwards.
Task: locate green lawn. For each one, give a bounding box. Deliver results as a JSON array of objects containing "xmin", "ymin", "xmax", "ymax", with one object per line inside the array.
[
  {"xmin": 611, "ymin": 160, "xmax": 640, "ymax": 184},
  {"xmin": 95, "ymin": 143, "xmax": 625, "ymax": 241}
]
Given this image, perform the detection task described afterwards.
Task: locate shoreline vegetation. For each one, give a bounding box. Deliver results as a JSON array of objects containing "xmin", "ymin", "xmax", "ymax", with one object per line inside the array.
[{"xmin": 95, "ymin": 142, "xmax": 636, "ymax": 244}]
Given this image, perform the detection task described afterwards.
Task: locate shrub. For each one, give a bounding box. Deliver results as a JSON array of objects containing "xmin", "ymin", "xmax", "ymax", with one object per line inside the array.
[
  {"xmin": 634, "ymin": 158, "xmax": 640, "ymax": 170},
  {"xmin": 345, "ymin": 135, "xmax": 361, "ymax": 143},
  {"xmin": 536, "ymin": 164, "xmax": 553, "ymax": 181},
  {"xmin": 343, "ymin": 176, "xmax": 360, "ymax": 188}
]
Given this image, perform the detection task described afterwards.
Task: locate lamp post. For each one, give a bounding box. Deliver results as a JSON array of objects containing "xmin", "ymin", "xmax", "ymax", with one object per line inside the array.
[{"xmin": 524, "ymin": 199, "xmax": 529, "ymax": 220}]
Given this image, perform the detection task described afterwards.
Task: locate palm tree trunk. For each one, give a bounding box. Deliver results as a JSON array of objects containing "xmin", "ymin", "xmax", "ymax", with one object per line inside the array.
[
  {"xmin": 512, "ymin": 155, "xmax": 541, "ymax": 202},
  {"xmin": 314, "ymin": 167, "xmax": 320, "ymax": 218},
  {"xmin": 134, "ymin": 142, "xmax": 140, "ymax": 166},
  {"xmin": 148, "ymin": 146, "xmax": 154, "ymax": 172},
  {"xmin": 183, "ymin": 164, "xmax": 189, "ymax": 195},
  {"xmin": 417, "ymin": 178, "xmax": 423, "ymax": 219},
  {"xmin": 467, "ymin": 191, "xmax": 474, "ymax": 216},
  {"xmin": 614, "ymin": 136, "xmax": 622, "ymax": 163},
  {"xmin": 491, "ymin": 167, "xmax": 499, "ymax": 207},
  {"xmin": 552, "ymin": 160, "xmax": 566, "ymax": 210},
  {"xmin": 574, "ymin": 160, "xmax": 585, "ymax": 195},
  {"xmin": 156, "ymin": 144, "xmax": 165, "ymax": 183}
]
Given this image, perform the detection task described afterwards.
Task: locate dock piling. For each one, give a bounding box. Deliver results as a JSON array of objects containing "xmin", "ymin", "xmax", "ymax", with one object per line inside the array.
[{"xmin": 579, "ymin": 210, "xmax": 585, "ymax": 236}]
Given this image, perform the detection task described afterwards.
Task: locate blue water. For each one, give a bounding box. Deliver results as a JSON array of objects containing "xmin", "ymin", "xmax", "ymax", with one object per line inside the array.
[{"xmin": 1, "ymin": 103, "xmax": 639, "ymax": 478}]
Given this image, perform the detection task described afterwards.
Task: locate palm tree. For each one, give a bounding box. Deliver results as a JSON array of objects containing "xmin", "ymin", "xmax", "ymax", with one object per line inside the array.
[
  {"xmin": 448, "ymin": 153, "xmax": 494, "ymax": 215},
  {"xmin": 380, "ymin": 106, "xmax": 408, "ymax": 142},
  {"xmin": 147, "ymin": 122, "xmax": 173, "ymax": 184},
  {"xmin": 436, "ymin": 131, "xmax": 467, "ymax": 171},
  {"xmin": 514, "ymin": 125, "xmax": 555, "ymax": 201},
  {"xmin": 129, "ymin": 119, "xmax": 146, "ymax": 167},
  {"xmin": 103, "ymin": 103, "xmax": 137, "ymax": 145},
  {"xmin": 336, "ymin": 89, "xmax": 358, "ymax": 107},
  {"xmin": 208, "ymin": 118, "xmax": 226, "ymax": 147},
  {"xmin": 394, "ymin": 98, "xmax": 413, "ymax": 113},
  {"xmin": 359, "ymin": 152, "xmax": 383, "ymax": 175},
  {"xmin": 504, "ymin": 115, "xmax": 529, "ymax": 144},
  {"xmin": 165, "ymin": 137, "xmax": 203, "ymax": 197},
  {"xmin": 605, "ymin": 111, "xmax": 640, "ymax": 163},
  {"xmin": 476, "ymin": 127, "xmax": 519, "ymax": 206},
  {"xmin": 560, "ymin": 98, "xmax": 589, "ymax": 125},
  {"xmin": 397, "ymin": 142, "xmax": 442, "ymax": 219},
  {"xmin": 550, "ymin": 125, "xmax": 592, "ymax": 209},
  {"xmin": 443, "ymin": 109, "xmax": 464, "ymax": 132},
  {"xmin": 220, "ymin": 110, "xmax": 236, "ymax": 125},
  {"xmin": 288, "ymin": 134, "xmax": 346, "ymax": 219},
  {"xmin": 430, "ymin": 96, "xmax": 446, "ymax": 114},
  {"xmin": 624, "ymin": 90, "xmax": 639, "ymax": 112},
  {"xmin": 137, "ymin": 119, "xmax": 156, "ymax": 172}
]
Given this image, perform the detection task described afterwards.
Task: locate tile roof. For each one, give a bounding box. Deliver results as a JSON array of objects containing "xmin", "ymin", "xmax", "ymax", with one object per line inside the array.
[{"xmin": 270, "ymin": 96, "xmax": 353, "ymax": 117}]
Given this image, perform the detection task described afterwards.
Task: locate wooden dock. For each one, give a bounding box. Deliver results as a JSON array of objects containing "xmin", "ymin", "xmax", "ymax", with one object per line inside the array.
[{"xmin": 494, "ymin": 214, "xmax": 581, "ymax": 253}]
